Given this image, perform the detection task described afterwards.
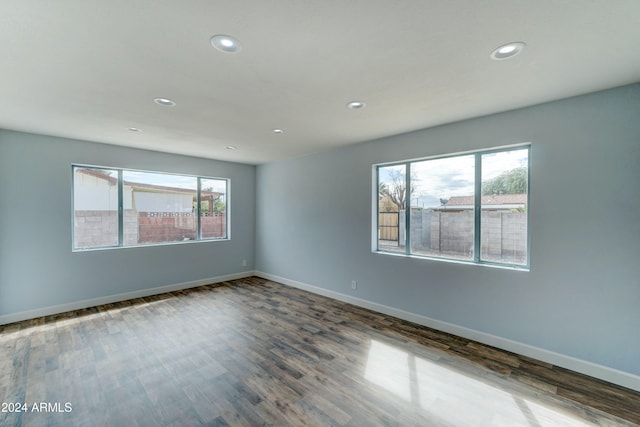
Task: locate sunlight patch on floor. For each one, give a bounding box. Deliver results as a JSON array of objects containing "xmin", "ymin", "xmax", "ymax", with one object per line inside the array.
[{"xmin": 365, "ymin": 339, "xmax": 591, "ymax": 426}]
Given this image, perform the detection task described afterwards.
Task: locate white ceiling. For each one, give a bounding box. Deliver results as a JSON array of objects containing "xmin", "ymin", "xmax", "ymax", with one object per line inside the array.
[{"xmin": 1, "ymin": 1, "xmax": 639, "ymax": 164}]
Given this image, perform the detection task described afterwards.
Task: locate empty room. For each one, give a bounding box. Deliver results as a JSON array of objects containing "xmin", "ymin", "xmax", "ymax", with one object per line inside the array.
[{"xmin": 1, "ymin": 1, "xmax": 639, "ymax": 426}]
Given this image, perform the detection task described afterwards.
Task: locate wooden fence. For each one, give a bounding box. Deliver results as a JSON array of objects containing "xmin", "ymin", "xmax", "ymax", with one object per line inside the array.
[{"xmin": 378, "ymin": 212, "xmax": 399, "ymax": 241}]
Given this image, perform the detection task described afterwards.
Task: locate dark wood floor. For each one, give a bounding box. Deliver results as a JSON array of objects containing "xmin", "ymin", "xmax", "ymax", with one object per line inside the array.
[{"xmin": 1, "ymin": 277, "xmax": 639, "ymax": 426}]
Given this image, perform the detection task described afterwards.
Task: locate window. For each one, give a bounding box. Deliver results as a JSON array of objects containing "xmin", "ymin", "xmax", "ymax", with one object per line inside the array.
[
  {"xmin": 377, "ymin": 164, "xmax": 406, "ymax": 254},
  {"xmin": 375, "ymin": 145, "xmax": 529, "ymax": 268},
  {"xmin": 73, "ymin": 166, "xmax": 228, "ymax": 250}
]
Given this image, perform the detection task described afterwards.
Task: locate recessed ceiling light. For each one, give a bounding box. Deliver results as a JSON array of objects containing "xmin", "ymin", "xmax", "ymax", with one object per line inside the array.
[
  {"xmin": 272, "ymin": 129, "xmax": 284, "ymax": 134},
  {"xmin": 347, "ymin": 101, "xmax": 366, "ymax": 110},
  {"xmin": 490, "ymin": 42, "xmax": 525, "ymax": 60},
  {"xmin": 128, "ymin": 127, "xmax": 142, "ymax": 132},
  {"xmin": 225, "ymin": 145, "xmax": 237, "ymax": 150},
  {"xmin": 211, "ymin": 35, "xmax": 242, "ymax": 53},
  {"xmin": 154, "ymin": 97, "xmax": 176, "ymax": 107}
]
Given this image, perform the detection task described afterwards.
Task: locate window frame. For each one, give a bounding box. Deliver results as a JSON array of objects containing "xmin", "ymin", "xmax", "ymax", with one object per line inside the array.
[
  {"xmin": 374, "ymin": 144, "xmax": 530, "ymax": 270},
  {"xmin": 72, "ymin": 164, "xmax": 230, "ymax": 251}
]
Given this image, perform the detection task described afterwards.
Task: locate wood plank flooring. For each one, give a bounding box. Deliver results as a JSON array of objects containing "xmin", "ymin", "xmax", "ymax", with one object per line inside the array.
[{"xmin": 1, "ymin": 277, "xmax": 639, "ymax": 426}]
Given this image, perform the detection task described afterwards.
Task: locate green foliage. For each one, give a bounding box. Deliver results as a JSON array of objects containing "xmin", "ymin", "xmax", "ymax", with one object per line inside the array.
[
  {"xmin": 378, "ymin": 182, "xmax": 388, "ymax": 198},
  {"xmin": 212, "ymin": 198, "xmax": 226, "ymax": 213},
  {"xmin": 194, "ymin": 196, "xmax": 225, "ymax": 214},
  {"xmin": 482, "ymin": 167, "xmax": 527, "ymax": 195}
]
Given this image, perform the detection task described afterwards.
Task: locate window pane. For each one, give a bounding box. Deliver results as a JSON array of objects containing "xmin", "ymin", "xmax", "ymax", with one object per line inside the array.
[
  {"xmin": 481, "ymin": 149, "xmax": 529, "ymax": 265},
  {"xmin": 200, "ymin": 178, "xmax": 227, "ymax": 239},
  {"xmin": 377, "ymin": 164, "xmax": 406, "ymax": 253},
  {"xmin": 410, "ymin": 155, "xmax": 475, "ymax": 260},
  {"xmin": 122, "ymin": 171, "xmax": 198, "ymax": 245},
  {"xmin": 73, "ymin": 167, "xmax": 119, "ymax": 249}
]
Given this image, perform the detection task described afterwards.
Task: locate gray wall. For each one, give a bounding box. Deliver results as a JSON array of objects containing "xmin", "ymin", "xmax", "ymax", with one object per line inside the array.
[
  {"xmin": 0, "ymin": 130, "xmax": 255, "ymax": 315},
  {"xmin": 255, "ymin": 84, "xmax": 640, "ymax": 376}
]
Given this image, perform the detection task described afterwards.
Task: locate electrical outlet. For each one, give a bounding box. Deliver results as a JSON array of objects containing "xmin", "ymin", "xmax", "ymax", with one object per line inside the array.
[
  {"xmin": 242, "ymin": 259, "xmax": 247, "ymax": 267},
  {"xmin": 351, "ymin": 280, "xmax": 357, "ymax": 290}
]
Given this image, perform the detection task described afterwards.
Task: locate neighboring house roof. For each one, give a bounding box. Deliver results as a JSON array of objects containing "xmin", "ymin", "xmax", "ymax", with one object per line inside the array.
[
  {"xmin": 75, "ymin": 168, "xmax": 221, "ymax": 197},
  {"xmin": 445, "ymin": 194, "xmax": 527, "ymax": 206},
  {"xmin": 77, "ymin": 167, "xmax": 118, "ymax": 184},
  {"xmin": 431, "ymin": 194, "xmax": 527, "ymax": 210}
]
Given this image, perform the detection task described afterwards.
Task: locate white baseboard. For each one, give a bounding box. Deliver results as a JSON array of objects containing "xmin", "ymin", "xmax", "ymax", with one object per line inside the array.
[
  {"xmin": 0, "ymin": 271, "xmax": 254, "ymax": 326},
  {"xmin": 254, "ymin": 271, "xmax": 640, "ymax": 393}
]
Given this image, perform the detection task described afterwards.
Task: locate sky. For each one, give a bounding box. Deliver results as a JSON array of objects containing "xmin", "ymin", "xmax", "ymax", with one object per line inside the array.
[{"xmin": 379, "ymin": 148, "xmax": 528, "ymax": 209}]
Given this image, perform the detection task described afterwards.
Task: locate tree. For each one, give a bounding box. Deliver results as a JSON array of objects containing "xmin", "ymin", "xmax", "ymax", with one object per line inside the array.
[
  {"xmin": 379, "ymin": 182, "xmax": 388, "ymax": 197},
  {"xmin": 482, "ymin": 167, "xmax": 527, "ymax": 195},
  {"xmin": 197, "ymin": 187, "xmax": 226, "ymax": 214},
  {"xmin": 379, "ymin": 169, "xmax": 415, "ymax": 211},
  {"xmin": 212, "ymin": 197, "xmax": 226, "ymax": 213}
]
